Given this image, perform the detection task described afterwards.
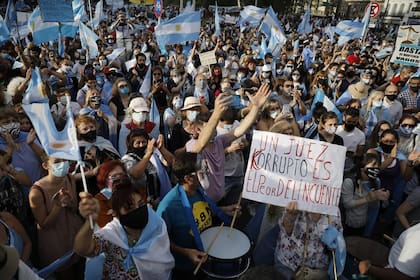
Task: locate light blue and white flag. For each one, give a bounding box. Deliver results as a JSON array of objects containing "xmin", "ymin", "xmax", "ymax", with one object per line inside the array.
[
  {"xmin": 267, "ymin": 26, "xmax": 286, "ymax": 57},
  {"xmin": 61, "ymin": 0, "xmax": 86, "ymax": 38},
  {"xmin": 112, "ymin": 0, "xmax": 124, "ymax": 11},
  {"xmin": 28, "ymin": 6, "xmax": 59, "ymax": 45},
  {"xmin": 258, "ymin": 38, "xmax": 268, "ymax": 59},
  {"xmin": 79, "ymin": 22, "xmax": 99, "ymax": 59},
  {"xmin": 0, "ymin": 16, "xmax": 10, "ymax": 46},
  {"xmin": 22, "ymin": 67, "xmax": 81, "ymax": 162},
  {"xmin": 90, "ymin": 0, "xmax": 104, "ymax": 30},
  {"xmin": 239, "ymin": 5, "xmax": 266, "ymax": 27},
  {"xmin": 297, "ymin": 8, "xmax": 312, "ymax": 34},
  {"xmin": 107, "ymin": 47, "xmax": 125, "ymax": 62},
  {"xmin": 214, "ymin": 2, "xmax": 221, "ymax": 37},
  {"xmin": 5, "ymin": 0, "xmax": 17, "ymax": 39},
  {"xmin": 361, "ymin": 3, "xmax": 371, "ymax": 41},
  {"xmin": 260, "ymin": 6, "xmax": 283, "ymax": 39},
  {"xmin": 311, "ymin": 88, "xmax": 342, "ymax": 123},
  {"xmin": 325, "ymin": 25, "xmax": 335, "ymax": 41},
  {"xmin": 155, "ymin": 11, "xmax": 200, "ymax": 46},
  {"xmin": 140, "ymin": 65, "xmax": 151, "ymax": 97},
  {"xmin": 182, "ymin": 1, "xmax": 195, "ymax": 14},
  {"xmin": 58, "ymin": 29, "xmax": 64, "ymax": 57},
  {"xmin": 335, "ymin": 20, "xmax": 364, "ymax": 46},
  {"xmin": 149, "ymin": 98, "xmax": 160, "ymax": 137}
]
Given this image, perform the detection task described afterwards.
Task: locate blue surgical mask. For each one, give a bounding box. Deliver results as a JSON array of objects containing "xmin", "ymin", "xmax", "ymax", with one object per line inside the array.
[
  {"xmin": 399, "ymin": 126, "xmax": 413, "ymax": 137},
  {"xmin": 118, "ymin": 87, "xmax": 129, "ymax": 95},
  {"xmin": 187, "ymin": 111, "xmax": 200, "ymax": 122},
  {"xmin": 52, "ymin": 161, "xmax": 70, "ymax": 177},
  {"xmin": 100, "ymin": 187, "xmax": 112, "ymax": 199}
]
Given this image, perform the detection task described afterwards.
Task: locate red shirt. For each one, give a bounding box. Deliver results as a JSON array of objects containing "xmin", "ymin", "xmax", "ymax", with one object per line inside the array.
[
  {"xmin": 125, "ymin": 120, "xmax": 156, "ymax": 134},
  {"xmin": 347, "ymin": 54, "xmax": 361, "ymax": 65}
]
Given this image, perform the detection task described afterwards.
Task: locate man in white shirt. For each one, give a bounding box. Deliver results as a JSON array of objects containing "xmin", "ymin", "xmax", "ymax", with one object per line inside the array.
[
  {"xmin": 383, "ymin": 84, "xmax": 403, "ymax": 127},
  {"xmin": 336, "ymin": 107, "xmax": 365, "ymax": 153}
]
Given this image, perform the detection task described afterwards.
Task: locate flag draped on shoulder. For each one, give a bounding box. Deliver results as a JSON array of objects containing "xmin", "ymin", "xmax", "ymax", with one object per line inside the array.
[
  {"xmin": 155, "ymin": 11, "xmax": 200, "ymax": 46},
  {"xmin": 28, "ymin": 6, "xmax": 59, "ymax": 45},
  {"xmin": 239, "ymin": 5, "xmax": 266, "ymax": 27},
  {"xmin": 79, "ymin": 22, "xmax": 99, "ymax": 59},
  {"xmin": 260, "ymin": 6, "xmax": 283, "ymax": 39},
  {"xmin": 297, "ymin": 8, "xmax": 312, "ymax": 34},
  {"xmin": 22, "ymin": 67, "xmax": 81, "ymax": 161}
]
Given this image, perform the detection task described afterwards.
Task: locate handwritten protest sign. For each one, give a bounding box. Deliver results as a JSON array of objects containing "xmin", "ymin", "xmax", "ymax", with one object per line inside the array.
[
  {"xmin": 199, "ymin": 50, "xmax": 217, "ymax": 66},
  {"xmin": 243, "ymin": 131, "xmax": 346, "ymax": 216},
  {"xmin": 38, "ymin": 0, "xmax": 74, "ymax": 22},
  {"xmin": 390, "ymin": 25, "xmax": 420, "ymax": 67}
]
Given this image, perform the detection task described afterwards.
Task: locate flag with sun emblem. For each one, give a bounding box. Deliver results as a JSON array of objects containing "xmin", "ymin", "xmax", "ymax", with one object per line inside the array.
[
  {"xmin": 260, "ymin": 6, "xmax": 284, "ymax": 39},
  {"xmin": 22, "ymin": 67, "xmax": 81, "ymax": 161},
  {"xmin": 28, "ymin": 6, "xmax": 59, "ymax": 45},
  {"xmin": 155, "ymin": 11, "xmax": 200, "ymax": 46}
]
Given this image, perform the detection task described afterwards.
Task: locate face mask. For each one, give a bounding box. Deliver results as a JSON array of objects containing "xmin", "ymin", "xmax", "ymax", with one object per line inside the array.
[
  {"xmin": 344, "ymin": 123, "xmax": 356, "ymax": 131},
  {"xmin": 328, "ymin": 70, "xmax": 336, "ymax": 77},
  {"xmin": 90, "ymin": 96, "xmax": 102, "ymax": 106},
  {"xmin": 308, "ymin": 69, "xmax": 315, "ymax": 75},
  {"xmin": 79, "ymin": 130, "xmax": 97, "ymax": 142},
  {"xmin": 276, "ymin": 68, "xmax": 284, "ymax": 75},
  {"xmin": 347, "ymin": 71, "xmax": 355, "ymax": 78},
  {"xmin": 94, "ymin": 65, "xmax": 101, "ymax": 71},
  {"xmin": 362, "ymin": 78, "xmax": 371, "ymax": 85},
  {"xmin": 51, "ymin": 161, "xmax": 70, "ymax": 177},
  {"xmin": 62, "ymin": 65, "xmax": 72, "ymax": 73},
  {"xmin": 133, "ymin": 146, "xmax": 147, "ymax": 158},
  {"xmin": 269, "ymin": 110, "xmax": 280, "ymax": 119},
  {"xmin": 137, "ymin": 63, "xmax": 145, "ymax": 69},
  {"xmin": 262, "ymin": 72, "xmax": 271, "ymax": 78},
  {"xmin": 410, "ymin": 86, "xmax": 419, "ymax": 92},
  {"xmin": 237, "ymin": 73, "xmax": 245, "ymax": 81},
  {"xmin": 172, "ymin": 76, "xmax": 181, "ymax": 84},
  {"xmin": 219, "ymin": 61, "xmax": 225, "ymax": 68},
  {"xmin": 221, "ymin": 83, "xmax": 230, "ymax": 92},
  {"xmin": 399, "ymin": 126, "xmax": 413, "ymax": 137},
  {"xmin": 101, "ymin": 187, "xmax": 112, "ymax": 200},
  {"xmin": 59, "ymin": 96, "xmax": 68, "ymax": 105},
  {"xmin": 373, "ymin": 100, "xmax": 383, "ymax": 108},
  {"xmin": 0, "ymin": 122, "xmax": 20, "ymax": 138},
  {"xmin": 132, "ymin": 112, "xmax": 147, "ymax": 123},
  {"xmin": 173, "ymin": 98, "xmax": 183, "ymax": 110},
  {"xmin": 223, "ymin": 124, "xmax": 233, "ymax": 131},
  {"xmin": 99, "ymin": 59, "xmax": 108, "ymax": 66},
  {"xmin": 187, "ymin": 111, "xmax": 200, "ymax": 122},
  {"xmin": 325, "ymin": 125, "xmax": 337, "ymax": 135},
  {"xmin": 385, "ymin": 95, "xmax": 397, "ymax": 102},
  {"xmin": 379, "ymin": 142, "xmax": 395, "ymax": 154},
  {"xmin": 292, "ymin": 74, "xmax": 300, "ymax": 81},
  {"xmin": 118, "ymin": 87, "xmax": 129, "ymax": 95},
  {"xmin": 119, "ymin": 204, "xmax": 148, "ymax": 229},
  {"xmin": 365, "ymin": 167, "xmax": 380, "ymax": 181}
]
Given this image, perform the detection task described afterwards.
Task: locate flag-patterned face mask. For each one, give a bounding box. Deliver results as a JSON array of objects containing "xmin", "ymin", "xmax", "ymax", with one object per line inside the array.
[{"xmin": 0, "ymin": 122, "xmax": 20, "ymax": 138}]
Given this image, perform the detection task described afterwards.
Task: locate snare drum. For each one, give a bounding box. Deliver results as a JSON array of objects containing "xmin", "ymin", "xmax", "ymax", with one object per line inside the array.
[{"xmin": 200, "ymin": 226, "xmax": 251, "ymax": 279}]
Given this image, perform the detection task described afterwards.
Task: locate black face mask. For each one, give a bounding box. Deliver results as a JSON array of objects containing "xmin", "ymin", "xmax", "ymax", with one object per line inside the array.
[
  {"xmin": 346, "ymin": 71, "xmax": 355, "ymax": 78},
  {"xmin": 385, "ymin": 95, "xmax": 398, "ymax": 101},
  {"xmin": 133, "ymin": 146, "xmax": 146, "ymax": 158},
  {"xmin": 380, "ymin": 142, "xmax": 395, "ymax": 154},
  {"xmin": 410, "ymin": 86, "xmax": 419, "ymax": 93},
  {"xmin": 365, "ymin": 167, "xmax": 380, "ymax": 181},
  {"xmin": 119, "ymin": 204, "xmax": 148, "ymax": 229},
  {"xmin": 137, "ymin": 63, "xmax": 145, "ymax": 69},
  {"xmin": 344, "ymin": 123, "xmax": 356, "ymax": 131},
  {"xmin": 80, "ymin": 130, "xmax": 97, "ymax": 142}
]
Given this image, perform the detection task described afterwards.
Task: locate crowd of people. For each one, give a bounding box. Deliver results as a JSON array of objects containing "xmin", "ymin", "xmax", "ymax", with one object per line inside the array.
[{"xmin": 0, "ymin": 2, "xmax": 420, "ymax": 280}]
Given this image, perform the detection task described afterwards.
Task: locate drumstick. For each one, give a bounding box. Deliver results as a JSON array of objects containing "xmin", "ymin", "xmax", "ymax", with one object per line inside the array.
[
  {"xmin": 193, "ymin": 222, "xmax": 225, "ymax": 275},
  {"xmin": 229, "ymin": 193, "xmax": 242, "ymax": 236}
]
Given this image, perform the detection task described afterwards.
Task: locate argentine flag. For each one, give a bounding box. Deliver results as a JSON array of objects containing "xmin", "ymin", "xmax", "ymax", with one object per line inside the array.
[
  {"xmin": 297, "ymin": 8, "xmax": 312, "ymax": 35},
  {"xmin": 267, "ymin": 26, "xmax": 286, "ymax": 57},
  {"xmin": 79, "ymin": 22, "xmax": 99, "ymax": 59},
  {"xmin": 311, "ymin": 88, "xmax": 342, "ymax": 123},
  {"xmin": 61, "ymin": 0, "xmax": 87, "ymax": 38},
  {"xmin": 214, "ymin": 2, "xmax": 221, "ymax": 37},
  {"xmin": 260, "ymin": 6, "xmax": 284, "ymax": 39},
  {"xmin": 0, "ymin": 16, "xmax": 10, "ymax": 46},
  {"xmin": 28, "ymin": 7, "xmax": 59, "ymax": 45},
  {"xmin": 239, "ymin": 5, "xmax": 266, "ymax": 27},
  {"xmin": 155, "ymin": 11, "xmax": 201, "ymax": 46},
  {"xmin": 22, "ymin": 67, "xmax": 81, "ymax": 162}
]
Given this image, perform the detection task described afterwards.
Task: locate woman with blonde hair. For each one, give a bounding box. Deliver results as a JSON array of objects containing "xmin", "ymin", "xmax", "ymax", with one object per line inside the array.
[
  {"xmin": 108, "ymin": 77, "xmax": 131, "ymax": 122},
  {"xmin": 361, "ymin": 91, "xmax": 390, "ymax": 138}
]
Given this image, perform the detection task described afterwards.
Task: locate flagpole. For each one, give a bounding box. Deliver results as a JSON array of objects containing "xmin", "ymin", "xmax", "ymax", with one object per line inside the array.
[
  {"xmin": 237, "ymin": 0, "xmax": 241, "ymax": 8},
  {"xmin": 88, "ymin": 0, "xmax": 94, "ymax": 28},
  {"xmin": 361, "ymin": 2, "xmax": 372, "ymax": 45}
]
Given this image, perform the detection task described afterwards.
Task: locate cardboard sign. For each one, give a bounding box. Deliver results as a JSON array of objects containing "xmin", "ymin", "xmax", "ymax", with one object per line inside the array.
[
  {"xmin": 243, "ymin": 131, "xmax": 346, "ymax": 216},
  {"xmin": 390, "ymin": 25, "xmax": 420, "ymax": 67},
  {"xmin": 38, "ymin": 0, "xmax": 74, "ymax": 22},
  {"xmin": 199, "ymin": 50, "xmax": 217, "ymax": 66}
]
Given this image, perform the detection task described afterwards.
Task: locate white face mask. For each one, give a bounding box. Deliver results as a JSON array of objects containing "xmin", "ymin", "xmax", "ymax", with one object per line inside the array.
[
  {"xmin": 59, "ymin": 96, "xmax": 68, "ymax": 105},
  {"xmin": 172, "ymin": 98, "xmax": 183, "ymax": 110},
  {"xmin": 325, "ymin": 125, "xmax": 337, "ymax": 135},
  {"xmin": 262, "ymin": 72, "xmax": 271, "ymax": 78},
  {"xmin": 99, "ymin": 59, "xmax": 108, "ymax": 66},
  {"xmin": 269, "ymin": 110, "xmax": 280, "ymax": 119},
  {"xmin": 362, "ymin": 78, "xmax": 371, "ymax": 85},
  {"xmin": 292, "ymin": 74, "xmax": 300, "ymax": 81},
  {"xmin": 172, "ymin": 76, "xmax": 181, "ymax": 84},
  {"xmin": 132, "ymin": 112, "xmax": 147, "ymax": 123},
  {"xmin": 373, "ymin": 100, "xmax": 383, "ymax": 108}
]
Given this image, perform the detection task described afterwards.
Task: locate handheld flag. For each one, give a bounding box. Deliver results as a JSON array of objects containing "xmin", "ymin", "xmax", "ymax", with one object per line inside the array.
[
  {"xmin": 239, "ymin": 5, "xmax": 266, "ymax": 27},
  {"xmin": 91, "ymin": 0, "xmax": 104, "ymax": 29},
  {"xmin": 311, "ymin": 88, "xmax": 342, "ymax": 123},
  {"xmin": 214, "ymin": 2, "xmax": 221, "ymax": 37},
  {"xmin": 140, "ymin": 66, "xmax": 152, "ymax": 98},
  {"xmin": 260, "ymin": 6, "xmax": 284, "ymax": 39},
  {"xmin": 297, "ymin": 8, "xmax": 312, "ymax": 35},
  {"xmin": 22, "ymin": 67, "xmax": 81, "ymax": 161},
  {"xmin": 5, "ymin": 0, "xmax": 17, "ymax": 38},
  {"xmin": 155, "ymin": 11, "xmax": 200, "ymax": 46},
  {"xmin": 28, "ymin": 6, "xmax": 59, "ymax": 45},
  {"xmin": 61, "ymin": 0, "xmax": 87, "ymax": 38},
  {"xmin": 0, "ymin": 16, "xmax": 10, "ymax": 46},
  {"xmin": 79, "ymin": 22, "xmax": 99, "ymax": 59},
  {"xmin": 267, "ymin": 26, "xmax": 286, "ymax": 57}
]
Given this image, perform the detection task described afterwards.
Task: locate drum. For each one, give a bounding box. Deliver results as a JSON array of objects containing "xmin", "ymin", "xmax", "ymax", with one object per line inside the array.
[{"xmin": 200, "ymin": 226, "xmax": 251, "ymax": 279}]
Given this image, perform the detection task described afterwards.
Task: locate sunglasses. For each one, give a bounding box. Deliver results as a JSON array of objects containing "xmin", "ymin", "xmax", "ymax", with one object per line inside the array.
[
  {"xmin": 118, "ymin": 84, "xmax": 128, "ymax": 88},
  {"xmin": 401, "ymin": 124, "xmax": 416, "ymax": 128}
]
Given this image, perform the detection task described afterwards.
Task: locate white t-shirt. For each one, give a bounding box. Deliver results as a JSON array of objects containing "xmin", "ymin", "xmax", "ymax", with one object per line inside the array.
[
  {"xmin": 387, "ymin": 223, "xmax": 420, "ymax": 277},
  {"xmin": 336, "ymin": 125, "xmax": 365, "ymax": 153}
]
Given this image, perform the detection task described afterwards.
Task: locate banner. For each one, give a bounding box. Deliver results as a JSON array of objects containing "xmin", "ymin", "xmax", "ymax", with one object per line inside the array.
[
  {"xmin": 243, "ymin": 131, "xmax": 346, "ymax": 216},
  {"xmin": 199, "ymin": 50, "xmax": 217, "ymax": 66},
  {"xmin": 38, "ymin": 0, "xmax": 74, "ymax": 22},
  {"xmin": 390, "ymin": 25, "xmax": 420, "ymax": 67}
]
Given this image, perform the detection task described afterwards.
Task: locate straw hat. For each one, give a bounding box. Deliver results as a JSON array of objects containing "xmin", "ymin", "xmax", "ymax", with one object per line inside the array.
[
  {"xmin": 129, "ymin": 97, "xmax": 149, "ymax": 113},
  {"xmin": 348, "ymin": 81, "xmax": 368, "ymax": 99},
  {"xmin": 181, "ymin": 97, "xmax": 202, "ymax": 111}
]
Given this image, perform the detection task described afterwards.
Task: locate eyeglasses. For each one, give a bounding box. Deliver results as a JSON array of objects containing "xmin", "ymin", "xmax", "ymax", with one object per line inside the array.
[
  {"xmin": 93, "ymin": 64, "xmax": 100, "ymax": 66},
  {"xmin": 401, "ymin": 124, "xmax": 416, "ymax": 128}
]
